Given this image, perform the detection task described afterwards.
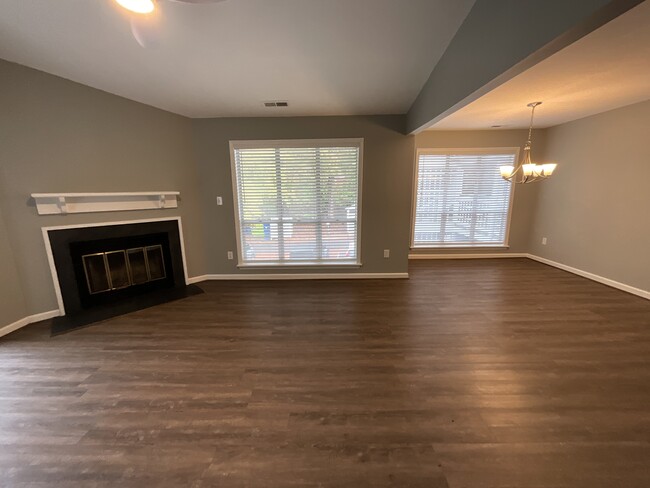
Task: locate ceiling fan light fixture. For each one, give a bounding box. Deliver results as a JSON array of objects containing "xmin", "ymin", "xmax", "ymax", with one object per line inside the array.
[{"xmin": 115, "ymin": 0, "xmax": 155, "ymax": 14}]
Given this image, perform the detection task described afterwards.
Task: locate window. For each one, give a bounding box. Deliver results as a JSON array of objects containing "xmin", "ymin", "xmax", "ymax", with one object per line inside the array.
[
  {"xmin": 412, "ymin": 149, "xmax": 517, "ymax": 248},
  {"xmin": 231, "ymin": 139, "xmax": 362, "ymax": 266}
]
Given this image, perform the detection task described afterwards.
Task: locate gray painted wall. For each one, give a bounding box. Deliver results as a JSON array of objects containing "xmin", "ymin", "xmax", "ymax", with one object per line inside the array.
[
  {"xmin": 413, "ymin": 129, "xmax": 545, "ymax": 255},
  {"xmin": 0, "ymin": 187, "xmax": 27, "ymax": 327},
  {"xmin": 0, "ymin": 59, "xmax": 416, "ymax": 326},
  {"xmin": 192, "ymin": 116, "xmax": 414, "ymax": 275},
  {"xmin": 1, "ymin": 59, "xmax": 648, "ymax": 327},
  {"xmin": 529, "ymin": 100, "xmax": 650, "ymax": 292},
  {"xmin": 406, "ymin": 0, "xmax": 642, "ymax": 133},
  {"xmin": 0, "ymin": 59, "xmax": 206, "ymax": 316}
]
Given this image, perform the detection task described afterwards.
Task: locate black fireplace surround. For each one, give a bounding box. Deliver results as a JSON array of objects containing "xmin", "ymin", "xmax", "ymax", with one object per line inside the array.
[{"xmin": 47, "ymin": 219, "xmax": 200, "ymax": 334}]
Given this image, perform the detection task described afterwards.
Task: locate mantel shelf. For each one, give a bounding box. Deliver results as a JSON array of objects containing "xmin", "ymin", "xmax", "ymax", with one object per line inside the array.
[{"xmin": 31, "ymin": 192, "xmax": 180, "ymax": 215}]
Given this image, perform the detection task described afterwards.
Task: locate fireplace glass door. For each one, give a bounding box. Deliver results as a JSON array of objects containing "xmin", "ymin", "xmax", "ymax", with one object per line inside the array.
[{"xmin": 82, "ymin": 245, "xmax": 166, "ymax": 295}]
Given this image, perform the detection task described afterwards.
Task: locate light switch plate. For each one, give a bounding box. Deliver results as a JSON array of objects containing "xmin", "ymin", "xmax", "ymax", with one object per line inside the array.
[{"xmin": 216, "ymin": 196, "xmax": 223, "ymax": 205}]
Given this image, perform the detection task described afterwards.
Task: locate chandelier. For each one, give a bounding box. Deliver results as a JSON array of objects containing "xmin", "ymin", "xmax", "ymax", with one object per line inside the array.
[{"xmin": 500, "ymin": 102, "xmax": 557, "ymax": 183}]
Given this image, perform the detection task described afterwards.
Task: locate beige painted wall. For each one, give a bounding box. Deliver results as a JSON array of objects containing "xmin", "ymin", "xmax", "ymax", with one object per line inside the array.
[
  {"xmin": 529, "ymin": 100, "xmax": 650, "ymax": 292},
  {"xmin": 192, "ymin": 116, "xmax": 414, "ymax": 274},
  {"xmin": 0, "ymin": 59, "xmax": 206, "ymax": 316},
  {"xmin": 413, "ymin": 129, "xmax": 545, "ymax": 254}
]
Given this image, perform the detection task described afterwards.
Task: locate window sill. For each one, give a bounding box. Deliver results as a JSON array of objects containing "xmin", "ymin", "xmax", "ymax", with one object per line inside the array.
[
  {"xmin": 410, "ymin": 245, "xmax": 510, "ymax": 250},
  {"xmin": 237, "ymin": 262, "xmax": 362, "ymax": 269}
]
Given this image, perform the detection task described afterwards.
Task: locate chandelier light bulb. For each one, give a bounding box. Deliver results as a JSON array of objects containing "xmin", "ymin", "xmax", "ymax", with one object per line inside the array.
[
  {"xmin": 500, "ymin": 166, "xmax": 514, "ymax": 178},
  {"xmin": 542, "ymin": 163, "xmax": 557, "ymax": 176}
]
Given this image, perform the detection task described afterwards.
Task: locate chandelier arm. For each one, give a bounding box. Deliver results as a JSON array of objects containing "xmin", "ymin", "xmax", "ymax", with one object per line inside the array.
[{"xmin": 507, "ymin": 162, "xmax": 525, "ymax": 184}]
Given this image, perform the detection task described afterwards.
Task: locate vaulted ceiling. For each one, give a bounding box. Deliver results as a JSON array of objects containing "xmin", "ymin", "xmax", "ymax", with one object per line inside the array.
[{"xmin": 0, "ymin": 0, "xmax": 474, "ymax": 117}]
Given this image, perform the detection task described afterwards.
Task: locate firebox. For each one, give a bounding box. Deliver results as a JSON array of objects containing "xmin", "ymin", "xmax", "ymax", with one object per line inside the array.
[
  {"xmin": 81, "ymin": 245, "xmax": 167, "ymax": 295},
  {"xmin": 66, "ymin": 230, "xmax": 177, "ymax": 310}
]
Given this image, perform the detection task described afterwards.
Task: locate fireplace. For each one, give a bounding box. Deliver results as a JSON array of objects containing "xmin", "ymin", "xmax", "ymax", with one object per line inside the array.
[{"xmin": 44, "ymin": 218, "xmax": 201, "ymax": 334}]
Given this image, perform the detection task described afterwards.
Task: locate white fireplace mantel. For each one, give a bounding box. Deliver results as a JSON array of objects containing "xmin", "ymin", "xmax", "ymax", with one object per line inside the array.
[{"xmin": 30, "ymin": 192, "xmax": 180, "ymax": 215}]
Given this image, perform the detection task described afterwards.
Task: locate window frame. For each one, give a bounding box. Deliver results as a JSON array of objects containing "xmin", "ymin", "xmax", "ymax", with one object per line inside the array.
[
  {"xmin": 410, "ymin": 147, "xmax": 519, "ymax": 249},
  {"xmin": 229, "ymin": 138, "xmax": 364, "ymax": 268}
]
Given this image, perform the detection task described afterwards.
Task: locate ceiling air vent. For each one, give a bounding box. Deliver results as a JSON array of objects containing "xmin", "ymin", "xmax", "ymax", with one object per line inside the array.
[{"xmin": 263, "ymin": 101, "xmax": 289, "ymax": 107}]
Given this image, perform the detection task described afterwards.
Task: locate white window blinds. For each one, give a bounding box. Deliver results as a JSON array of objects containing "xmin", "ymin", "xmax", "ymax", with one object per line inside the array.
[
  {"xmin": 231, "ymin": 140, "xmax": 362, "ymax": 266},
  {"xmin": 413, "ymin": 150, "xmax": 516, "ymax": 247}
]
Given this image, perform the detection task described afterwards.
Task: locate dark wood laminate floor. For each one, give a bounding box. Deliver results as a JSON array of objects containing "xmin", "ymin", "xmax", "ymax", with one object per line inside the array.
[{"xmin": 1, "ymin": 259, "xmax": 649, "ymax": 487}]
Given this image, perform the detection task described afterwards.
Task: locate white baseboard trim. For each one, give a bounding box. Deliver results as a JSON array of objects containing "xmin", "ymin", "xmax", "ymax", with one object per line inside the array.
[
  {"xmin": 409, "ymin": 252, "xmax": 648, "ymax": 300},
  {"xmin": 409, "ymin": 253, "xmax": 527, "ymax": 260},
  {"xmin": 0, "ymin": 309, "xmax": 60, "ymax": 339},
  {"xmin": 526, "ymin": 254, "xmax": 649, "ymax": 300},
  {"xmin": 189, "ymin": 272, "xmax": 409, "ymax": 282},
  {"xmin": 5, "ymin": 255, "xmax": 643, "ymax": 339},
  {"xmin": 187, "ymin": 275, "xmax": 208, "ymax": 284}
]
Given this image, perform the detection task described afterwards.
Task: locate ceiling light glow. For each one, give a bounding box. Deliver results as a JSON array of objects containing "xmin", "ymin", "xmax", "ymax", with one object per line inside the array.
[{"xmin": 114, "ymin": 0, "xmax": 155, "ymax": 14}]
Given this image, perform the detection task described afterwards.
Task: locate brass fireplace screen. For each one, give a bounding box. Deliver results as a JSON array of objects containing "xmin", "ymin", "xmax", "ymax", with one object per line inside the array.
[{"xmin": 82, "ymin": 245, "xmax": 166, "ymax": 294}]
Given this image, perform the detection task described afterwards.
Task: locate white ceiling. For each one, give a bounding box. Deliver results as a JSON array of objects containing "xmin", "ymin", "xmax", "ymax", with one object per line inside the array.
[
  {"xmin": 0, "ymin": 0, "xmax": 475, "ymax": 118},
  {"xmin": 430, "ymin": 1, "xmax": 650, "ymax": 130}
]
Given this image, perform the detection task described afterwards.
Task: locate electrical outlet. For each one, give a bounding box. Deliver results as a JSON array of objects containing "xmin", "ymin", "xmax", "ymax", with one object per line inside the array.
[
  {"xmin": 542, "ymin": 237, "xmax": 547, "ymax": 245},
  {"xmin": 383, "ymin": 249, "xmax": 390, "ymax": 258},
  {"xmin": 227, "ymin": 251, "xmax": 234, "ymax": 260},
  {"xmin": 216, "ymin": 196, "xmax": 223, "ymax": 206}
]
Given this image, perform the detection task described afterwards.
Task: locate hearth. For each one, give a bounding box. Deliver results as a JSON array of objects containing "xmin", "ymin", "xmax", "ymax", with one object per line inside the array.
[{"xmin": 44, "ymin": 218, "xmax": 202, "ymax": 334}]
